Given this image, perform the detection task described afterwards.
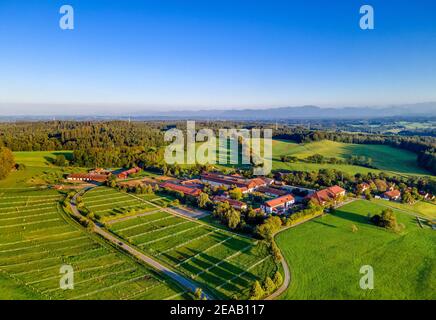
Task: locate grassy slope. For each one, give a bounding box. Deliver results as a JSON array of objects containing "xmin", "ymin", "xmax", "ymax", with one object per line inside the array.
[
  {"xmin": 272, "ymin": 140, "xmax": 430, "ymax": 176},
  {"xmin": 276, "ymin": 200, "xmax": 435, "ymax": 300},
  {"xmin": 0, "ymin": 151, "xmax": 80, "ymax": 189},
  {"xmin": 371, "ymin": 199, "xmax": 436, "ymax": 219}
]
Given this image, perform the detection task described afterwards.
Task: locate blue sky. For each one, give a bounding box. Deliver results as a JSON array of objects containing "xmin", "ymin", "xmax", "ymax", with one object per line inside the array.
[{"xmin": 0, "ymin": 0, "xmax": 435, "ymax": 115}]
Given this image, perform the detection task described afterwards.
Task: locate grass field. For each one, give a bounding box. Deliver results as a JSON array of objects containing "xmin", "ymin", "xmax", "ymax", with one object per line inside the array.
[
  {"xmin": 271, "ymin": 140, "xmax": 430, "ymax": 176},
  {"xmin": 0, "ymin": 188, "xmax": 190, "ymax": 300},
  {"xmin": 276, "ymin": 200, "xmax": 435, "ymax": 299},
  {"xmin": 92, "ymin": 188, "xmax": 279, "ymax": 299}
]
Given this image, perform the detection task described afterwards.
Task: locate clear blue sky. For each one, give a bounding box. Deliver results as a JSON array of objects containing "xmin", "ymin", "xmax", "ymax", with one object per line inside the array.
[{"xmin": 0, "ymin": 0, "xmax": 435, "ymax": 115}]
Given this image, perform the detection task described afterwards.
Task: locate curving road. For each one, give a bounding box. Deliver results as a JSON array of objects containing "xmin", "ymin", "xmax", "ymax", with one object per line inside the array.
[{"xmin": 69, "ymin": 188, "xmax": 214, "ymax": 300}]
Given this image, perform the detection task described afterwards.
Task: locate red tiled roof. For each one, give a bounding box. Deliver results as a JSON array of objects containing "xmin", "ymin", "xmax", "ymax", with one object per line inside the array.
[
  {"xmin": 309, "ymin": 185, "xmax": 345, "ymax": 204},
  {"xmin": 67, "ymin": 173, "xmax": 109, "ymax": 182},
  {"xmin": 212, "ymin": 196, "xmax": 247, "ymax": 209},
  {"xmin": 160, "ymin": 182, "xmax": 201, "ymax": 197},
  {"xmin": 384, "ymin": 190, "xmax": 401, "ymax": 198},
  {"xmin": 264, "ymin": 194, "xmax": 294, "ymax": 208},
  {"xmin": 256, "ymin": 186, "xmax": 287, "ymax": 196},
  {"xmin": 328, "ymin": 185, "xmax": 346, "ymax": 195},
  {"xmin": 201, "ymin": 172, "xmax": 266, "ymax": 189}
]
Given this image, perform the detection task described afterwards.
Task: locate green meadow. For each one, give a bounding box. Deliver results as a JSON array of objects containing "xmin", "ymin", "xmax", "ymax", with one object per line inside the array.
[
  {"xmin": 276, "ymin": 200, "xmax": 435, "ymax": 300},
  {"xmin": 271, "ymin": 140, "xmax": 430, "ymax": 176}
]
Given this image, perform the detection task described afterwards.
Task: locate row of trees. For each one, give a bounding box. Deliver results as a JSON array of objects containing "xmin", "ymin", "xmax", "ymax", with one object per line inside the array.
[{"xmin": 279, "ymin": 168, "xmax": 436, "ymax": 195}]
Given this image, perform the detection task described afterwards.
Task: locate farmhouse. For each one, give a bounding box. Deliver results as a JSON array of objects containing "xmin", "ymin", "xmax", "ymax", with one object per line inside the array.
[
  {"xmin": 200, "ymin": 172, "xmax": 267, "ymax": 193},
  {"xmin": 66, "ymin": 173, "xmax": 109, "ymax": 183},
  {"xmin": 383, "ymin": 189, "xmax": 401, "ymax": 201},
  {"xmin": 308, "ymin": 185, "xmax": 346, "ymax": 205},
  {"xmin": 357, "ymin": 183, "xmax": 370, "ymax": 192},
  {"xmin": 160, "ymin": 181, "xmax": 202, "ymax": 197},
  {"xmin": 117, "ymin": 167, "xmax": 141, "ymax": 179},
  {"xmin": 261, "ymin": 194, "xmax": 295, "ymax": 214},
  {"xmin": 212, "ymin": 196, "xmax": 247, "ymax": 210},
  {"xmin": 256, "ymin": 186, "xmax": 288, "ymax": 198}
]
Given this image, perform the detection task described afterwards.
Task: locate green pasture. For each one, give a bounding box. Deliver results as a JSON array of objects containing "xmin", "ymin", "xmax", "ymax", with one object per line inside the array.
[{"xmin": 276, "ymin": 200, "xmax": 435, "ymax": 300}]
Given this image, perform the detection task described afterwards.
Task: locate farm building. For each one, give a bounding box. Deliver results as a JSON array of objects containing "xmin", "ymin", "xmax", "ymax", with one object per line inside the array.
[
  {"xmin": 357, "ymin": 183, "xmax": 370, "ymax": 192},
  {"xmin": 160, "ymin": 182, "xmax": 202, "ymax": 197},
  {"xmin": 308, "ymin": 185, "xmax": 346, "ymax": 206},
  {"xmin": 212, "ymin": 196, "xmax": 247, "ymax": 210},
  {"xmin": 117, "ymin": 167, "xmax": 141, "ymax": 179},
  {"xmin": 383, "ymin": 189, "xmax": 401, "ymax": 201},
  {"xmin": 66, "ymin": 173, "xmax": 109, "ymax": 183},
  {"xmin": 261, "ymin": 194, "xmax": 295, "ymax": 214},
  {"xmin": 256, "ymin": 186, "xmax": 288, "ymax": 198},
  {"xmin": 200, "ymin": 172, "xmax": 268, "ymax": 193}
]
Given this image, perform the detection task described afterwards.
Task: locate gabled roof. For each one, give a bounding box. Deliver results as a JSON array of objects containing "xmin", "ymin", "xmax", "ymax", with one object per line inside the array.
[
  {"xmin": 160, "ymin": 182, "xmax": 201, "ymax": 197},
  {"xmin": 264, "ymin": 194, "xmax": 294, "ymax": 208},
  {"xmin": 212, "ymin": 196, "xmax": 247, "ymax": 208},
  {"xmin": 308, "ymin": 185, "xmax": 345, "ymax": 204},
  {"xmin": 328, "ymin": 185, "xmax": 346, "ymax": 195},
  {"xmin": 256, "ymin": 186, "xmax": 288, "ymax": 196},
  {"xmin": 384, "ymin": 190, "xmax": 401, "ymax": 198}
]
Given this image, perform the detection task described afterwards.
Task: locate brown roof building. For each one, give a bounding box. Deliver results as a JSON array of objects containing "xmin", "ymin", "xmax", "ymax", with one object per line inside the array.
[
  {"xmin": 308, "ymin": 186, "xmax": 346, "ymax": 205},
  {"xmin": 212, "ymin": 196, "xmax": 247, "ymax": 210},
  {"xmin": 160, "ymin": 182, "xmax": 202, "ymax": 197}
]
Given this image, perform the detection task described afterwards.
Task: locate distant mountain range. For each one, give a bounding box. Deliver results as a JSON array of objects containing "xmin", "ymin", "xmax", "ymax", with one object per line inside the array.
[
  {"xmin": 1, "ymin": 102, "xmax": 435, "ymax": 121},
  {"xmin": 139, "ymin": 102, "xmax": 436, "ymax": 120}
]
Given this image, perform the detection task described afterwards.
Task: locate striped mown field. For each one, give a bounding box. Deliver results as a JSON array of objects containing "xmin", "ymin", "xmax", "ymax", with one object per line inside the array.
[
  {"xmin": 103, "ymin": 189, "xmax": 279, "ymax": 299},
  {"xmin": 82, "ymin": 187, "xmax": 157, "ymax": 222},
  {"xmin": 0, "ymin": 188, "xmax": 190, "ymax": 300}
]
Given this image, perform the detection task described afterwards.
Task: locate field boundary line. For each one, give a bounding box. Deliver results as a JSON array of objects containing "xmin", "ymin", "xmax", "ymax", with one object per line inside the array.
[
  {"xmin": 138, "ymin": 225, "xmax": 203, "ymax": 246},
  {"xmin": 0, "ymin": 235, "xmax": 88, "ymax": 254},
  {"xmin": 0, "ymin": 229, "xmax": 78, "ymax": 247},
  {"xmin": 0, "ymin": 211, "xmax": 59, "ymax": 222},
  {"xmin": 129, "ymin": 220, "xmax": 191, "ymax": 239},
  {"xmin": 67, "ymin": 275, "xmax": 145, "ymax": 300},
  {"xmin": 113, "ymin": 214, "xmax": 174, "ymax": 232},
  {"xmin": 193, "ymin": 243, "xmax": 255, "ymax": 279},
  {"xmin": 175, "ymin": 235, "xmax": 236, "ymax": 267},
  {"xmin": 156, "ymin": 229, "xmax": 219, "ymax": 256},
  {"xmin": 0, "ymin": 218, "xmax": 60, "ymax": 229},
  {"xmin": 216, "ymin": 256, "xmax": 269, "ymax": 290}
]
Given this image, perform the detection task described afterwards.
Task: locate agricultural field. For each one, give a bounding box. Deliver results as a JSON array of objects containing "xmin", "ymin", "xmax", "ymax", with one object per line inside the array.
[
  {"xmin": 103, "ymin": 192, "xmax": 278, "ymax": 299},
  {"xmin": 82, "ymin": 187, "xmax": 158, "ymax": 222},
  {"xmin": 276, "ymin": 200, "xmax": 435, "ymax": 300},
  {"xmin": 271, "ymin": 139, "xmax": 430, "ymax": 176},
  {"xmin": 0, "ymin": 188, "xmax": 189, "ymax": 300},
  {"xmin": 371, "ymin": 199, "xmax": 436, "ymax": 219}
]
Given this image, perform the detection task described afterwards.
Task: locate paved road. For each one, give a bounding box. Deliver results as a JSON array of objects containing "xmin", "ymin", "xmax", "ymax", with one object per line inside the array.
[{"xmin": 69, "ymin": 188, "xmax": 214, "ymax": 300}]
